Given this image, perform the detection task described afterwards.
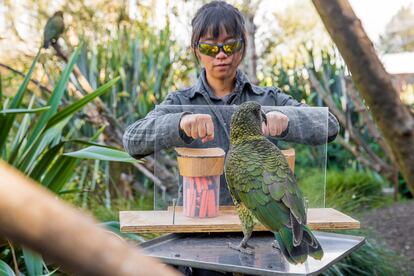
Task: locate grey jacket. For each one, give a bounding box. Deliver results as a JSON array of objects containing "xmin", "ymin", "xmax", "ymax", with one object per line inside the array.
[{"xmin": 123, "ymin": 69, "xmax": 339, "ymax": 204}]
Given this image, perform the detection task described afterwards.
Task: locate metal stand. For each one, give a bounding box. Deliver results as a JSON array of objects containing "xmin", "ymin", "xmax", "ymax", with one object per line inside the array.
[{"xmin": 140, "ymin": 231, "xmax": 365, "ymax": 276}]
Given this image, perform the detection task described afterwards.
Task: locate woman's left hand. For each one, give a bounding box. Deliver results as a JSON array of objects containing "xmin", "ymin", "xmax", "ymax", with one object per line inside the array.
[{"xmin": 262, "ymin": 111, "xmax": 289, "ymax": 136}]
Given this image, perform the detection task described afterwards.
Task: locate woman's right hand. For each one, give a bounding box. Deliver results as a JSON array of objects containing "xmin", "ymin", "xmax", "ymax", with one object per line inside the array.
[{"xmin": 179, "ymin": 114, "xmax": 214, "ymax": 143}]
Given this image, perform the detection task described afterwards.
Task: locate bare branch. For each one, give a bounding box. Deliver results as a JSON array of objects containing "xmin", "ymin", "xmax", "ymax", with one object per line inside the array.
[{"xmin": 0, "ymin": 63, "xmax": 52, "ymax": 93}]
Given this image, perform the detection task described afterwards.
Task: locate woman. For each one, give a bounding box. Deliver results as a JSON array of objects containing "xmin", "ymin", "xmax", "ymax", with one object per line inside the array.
[{"xmin": 123, "ymin": 1, "xmax": 339, "ymax": 205}]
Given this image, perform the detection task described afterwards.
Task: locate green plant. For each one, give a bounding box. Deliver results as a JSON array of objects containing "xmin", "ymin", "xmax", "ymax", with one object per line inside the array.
[
  {"xmin": 0, "ymin": 45, "xmax": 120, "ymax": 275},
  {"xmin": 323, "ymin": 231, "xmax": 407, "ymax": 276},
  {"xmin": 326, "ymin": 169, "xmax": 386, "ymax": 213},
  {"xmin": 299, "ymin": 169, "xmax": 387, "ymax": 213},
  {"xmin": 76, "ymin": 22, "xmax": 192, "ymax": 127}
]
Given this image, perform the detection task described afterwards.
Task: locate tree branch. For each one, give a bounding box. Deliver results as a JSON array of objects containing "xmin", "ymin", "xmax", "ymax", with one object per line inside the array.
[
  {"xmin": 0, "ymin": 161, "xmax": 179, "ymax": 276},
  {"xmin": 313, "ymin": 0, "xmax": 414, "ymax": 195},
  {"xmin": 0, "ymin": 63, "xmax": 52, "ymax": 93},
  {"xmin": 308, "ymin": 68, "xmax": 394, "ymax": 175}
]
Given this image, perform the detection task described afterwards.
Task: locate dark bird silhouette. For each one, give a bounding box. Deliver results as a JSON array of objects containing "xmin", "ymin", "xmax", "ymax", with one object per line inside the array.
[{"xmin": 43, "ymin": 11, "xmax": 64, "ymax": 49}]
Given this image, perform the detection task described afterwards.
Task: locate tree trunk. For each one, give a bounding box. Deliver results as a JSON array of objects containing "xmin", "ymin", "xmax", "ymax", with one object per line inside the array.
[
  {"xmin": 312, "ymin": 0, "xmax": 414, "ymax": 195},
  {"xmin": 0, "ymin": 161, "xmax": 179, "ymax": 276},
  {"xmin": 244, "ymin": 13, "xmax": 258, "ymax": 84}
]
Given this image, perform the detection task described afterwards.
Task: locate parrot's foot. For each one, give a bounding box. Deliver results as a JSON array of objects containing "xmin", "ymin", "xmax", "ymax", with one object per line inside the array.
[
  {"xmin": 244, "ymin": 243, "xmax": 255, "ymax": 249},
  {"xmin": 272, "ymin": 240, "xmax": 281, "ymax": 251},
  {"xmin": 227, "ymin": 242, "xmax": 255, "ymax": 255}
]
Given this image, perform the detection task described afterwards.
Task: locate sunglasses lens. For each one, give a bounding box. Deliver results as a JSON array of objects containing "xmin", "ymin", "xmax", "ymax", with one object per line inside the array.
[
  {"xmin": 198, "ymin": 40, "xmax": 242, "ymax": 57},
  {"xmin": 223, "ymin": 41, "xmax": 241, "ymax": 55},
  {"xmin": 198, "ymin": 43, "xmax": 219, "ymax": 57}
]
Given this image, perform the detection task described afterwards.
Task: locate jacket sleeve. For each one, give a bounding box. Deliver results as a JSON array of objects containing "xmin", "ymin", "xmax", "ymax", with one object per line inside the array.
[
  {"xmin": 123, "ymin": 93, "xmax": 193, "ymax": 159},
  {"xmin": 271, "ymin": 87, "xmax": 340, "ymax": 145}
]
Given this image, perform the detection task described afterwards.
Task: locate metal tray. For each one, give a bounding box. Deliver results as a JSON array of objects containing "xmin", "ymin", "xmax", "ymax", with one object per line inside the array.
[{"xmin": 140, "ymin": 231, "xmax": 365, "ymax": 276}]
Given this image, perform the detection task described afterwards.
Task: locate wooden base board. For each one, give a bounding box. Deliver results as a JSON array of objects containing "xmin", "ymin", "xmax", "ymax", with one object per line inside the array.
[{"xmin": 120, "ymin": 206, "xmax": 360, "ymax": 234}]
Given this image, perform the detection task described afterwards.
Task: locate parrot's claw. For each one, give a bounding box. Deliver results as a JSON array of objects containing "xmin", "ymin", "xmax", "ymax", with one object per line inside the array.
[
  {"xmin": 227, "ymin": 242, "xmax": 255, "ymax": 255},
  {"xmin": 244, "ymin": 243, "xmax": 255, "ymax": 249}
]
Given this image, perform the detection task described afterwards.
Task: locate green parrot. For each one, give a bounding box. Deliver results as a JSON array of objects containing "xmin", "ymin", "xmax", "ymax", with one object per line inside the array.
[
  {"xmin": 225, "ymin": 101, "xmax": 323, "ymax": 264},
  {"xmin": 43, "ymin": 11, "xmax": 64, "ymax": 49}
]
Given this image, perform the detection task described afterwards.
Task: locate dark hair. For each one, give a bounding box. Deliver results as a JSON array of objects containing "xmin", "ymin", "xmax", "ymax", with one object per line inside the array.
[{"xmin": 191, "ymin": 1, "xmax": 247, "ymax": 62}]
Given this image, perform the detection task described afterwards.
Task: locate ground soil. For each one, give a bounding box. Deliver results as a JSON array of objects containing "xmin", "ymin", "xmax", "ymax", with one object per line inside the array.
[{"xmin": 362, "ymin": 200, "xmax": 414, "ymax": 274}]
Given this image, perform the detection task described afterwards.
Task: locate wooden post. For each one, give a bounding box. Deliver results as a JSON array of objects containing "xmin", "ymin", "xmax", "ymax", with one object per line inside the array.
[
  {"xmin": 312, "ymin": 0, "xmax": 414, "ymax": 196},
  {"xmin": 0, "ymin": 161, "xmax": 180, "ymax": 276}
]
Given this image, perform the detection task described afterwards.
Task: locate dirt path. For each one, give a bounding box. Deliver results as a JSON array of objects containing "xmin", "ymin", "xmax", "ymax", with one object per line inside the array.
[{"xmin": 362, "ymin": 200, "xmax": 414, "ymax": 271}]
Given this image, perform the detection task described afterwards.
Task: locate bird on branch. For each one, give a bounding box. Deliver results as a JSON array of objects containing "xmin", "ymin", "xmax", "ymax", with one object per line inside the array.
[{"xmin": 42, "ymin": 11, "xmax": 64, "ymax": 49}]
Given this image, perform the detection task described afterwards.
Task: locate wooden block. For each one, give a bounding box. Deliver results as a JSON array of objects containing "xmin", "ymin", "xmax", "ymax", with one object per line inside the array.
[
  {"xmin": 281, "ymin": 148, "xmax": 295, "ymax": 172},
  {"xmin": 119, "ymin": 207, "xmax": 360, "ymax": 234}
]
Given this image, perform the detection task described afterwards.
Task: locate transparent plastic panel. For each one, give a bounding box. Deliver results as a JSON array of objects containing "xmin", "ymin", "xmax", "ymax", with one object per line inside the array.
[{"xmin": 153, "ymin": 105, "xmax": 328, "ymax": 221}]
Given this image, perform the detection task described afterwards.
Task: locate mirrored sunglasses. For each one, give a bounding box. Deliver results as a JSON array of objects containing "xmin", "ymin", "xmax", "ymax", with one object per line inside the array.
[{"xmin": 197, "ymin": 39, "xmax": 243, "ymax": 57}]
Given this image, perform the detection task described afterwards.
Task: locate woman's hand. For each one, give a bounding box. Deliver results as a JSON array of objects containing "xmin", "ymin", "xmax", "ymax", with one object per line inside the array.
[
  {"xmin": 180, "ymin": 114, "xmax": 214, "ymax": 143},
  {"xmin": 262, "ymin": 111, "xmax": 289, "ymax": 136}
]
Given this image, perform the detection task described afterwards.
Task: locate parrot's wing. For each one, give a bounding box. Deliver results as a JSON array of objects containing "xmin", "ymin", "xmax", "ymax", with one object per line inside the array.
[
  {"xmin": 226, "ymin": 140, "xmax": 291, "ymax": 230},
  {"xmin": 226, "ymin": 139, "xmax": 306, "ymax": 225},
  {"xmin": 227, "ymin": 138, "xmax": 322, "ymax": 263},
  {"xmin": 261, "ymin": 140, "xmax": 306, "ymax": 225},
  {"xmin": 224, "ymin": 151, "xmax": 242, "ymax": 205}
]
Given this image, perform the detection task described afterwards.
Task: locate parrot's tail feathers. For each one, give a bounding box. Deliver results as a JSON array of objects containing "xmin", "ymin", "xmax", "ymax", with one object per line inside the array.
[
  {"xmin": 303, "ymin": 226, "xmax": 324, "ymax": 260},
  {"xmin": 274, "ymin": 232, "xmax": 302, "ymax": 265},
  {"xmin": 291, "ymin": 213, "xmax": 303, "ymax": 247},
  {"xmin": 274, "ymin": 226, "xmax": 324, "ymax": 265},
  {"xmin": 275, "ymin": 228, "xmax": 308, "ymax": 265}
]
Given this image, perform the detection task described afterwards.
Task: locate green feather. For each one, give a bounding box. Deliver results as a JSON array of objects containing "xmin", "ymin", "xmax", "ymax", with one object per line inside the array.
[{"xmin": 225, "ymin": 101, "xmax": 324, "ymax": 264}]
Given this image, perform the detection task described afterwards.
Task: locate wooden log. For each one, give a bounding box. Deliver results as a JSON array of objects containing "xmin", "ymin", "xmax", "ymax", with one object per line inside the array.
[{"xmin": 0, "ymin": 161, "xmax": 180, "ymax": 276}]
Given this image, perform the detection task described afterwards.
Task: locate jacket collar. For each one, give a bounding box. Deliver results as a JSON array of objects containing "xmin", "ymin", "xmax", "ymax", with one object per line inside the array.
[{"xmin": 189, "ymin": 68, "xmax": 263, "ymax": 99}]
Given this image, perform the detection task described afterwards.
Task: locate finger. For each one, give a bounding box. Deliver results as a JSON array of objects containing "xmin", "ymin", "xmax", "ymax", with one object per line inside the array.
[
  {"xmin": 182, "ymin": 121, "xmax": 192, "ymax": 138},
  {"xmin": 205, "ymin": 119, "xmax": 214, "ymax": 140},
  {"xmin": 275, "ymin": 123, "xmax": 282, "ymax": 136},
  {"xmin": 269, "ymin": 121, "xmax": 278, "ymax": 136},
  {"xmin": 198, "ymin": 119, "xmax": 207, "ymax": 139},
  {"xmin": 281, "ymin": 120, "xmax": 288, "ymax": 133},
  {"xmin": 190, "ymin": 120, "xmax": 198, "ymax": 139}
]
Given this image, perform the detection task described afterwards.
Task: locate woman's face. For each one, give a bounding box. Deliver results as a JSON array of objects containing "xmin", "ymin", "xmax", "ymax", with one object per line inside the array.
[{"xmin": 196, "ymin": 29, "xmax": 243, "ymax": 81}]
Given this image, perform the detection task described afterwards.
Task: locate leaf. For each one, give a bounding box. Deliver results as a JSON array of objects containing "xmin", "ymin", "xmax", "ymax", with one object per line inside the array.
[
  {"xmin": 29, "ymin": 142, "xmax": 64, "ymax": 181},
  {"xmin": 0, "ymin": 106, "xmax": 51, "ymax": 114},
  {"xmin": 70, "ymin": 139, "xmax": 118, "ymax": 149},
  {"xmin": 23, "ymin": 247, "xmax": 43, "ymax": 276},
  {"xmin": 46, "ymin": 76, "xmax": 120, "ymax": 129},
  {"xmin": 90, "ymin": 126, "xmax": 106, "ymax": 142},
  {"xmin": 0, "ymin": 260, "xmax": 15, "ymax": 276},
  {"xmin": 57, "ymin": 188, "xmax": 83, "ymax": 195},
  {"xmin": 26, "ymin": 44, "xmax": 83, "ymax": 148},
  {"xmin": 41, "ymin": 267, "xmax": 60, "ymax": 276},
  {"xmin": 43, "ymin": 155, "xmax": 78, "ymax": 193},
  {"xmin": 100, "ymin": 221, "xmax": 145, "ymax": 242},
  {"xmin": 0, "ymin": 50, "xmax": 41, "ymax": 149},
  {"xmin": 17, "ymin": 117, "xmax": 71, "ymax": 174},
  {"xmin": 64, "ymin": 146, "xmax": 138, "ymax": 162},
  {"xmin": 0, "ymin": 73, "xmax": 3, "ymax": 109}
]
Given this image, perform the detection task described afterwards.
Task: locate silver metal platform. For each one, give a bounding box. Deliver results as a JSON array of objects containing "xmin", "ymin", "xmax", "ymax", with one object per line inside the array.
[{"xmin": 140, "ymin": 231, "xmax": 365, "ymax": 275}]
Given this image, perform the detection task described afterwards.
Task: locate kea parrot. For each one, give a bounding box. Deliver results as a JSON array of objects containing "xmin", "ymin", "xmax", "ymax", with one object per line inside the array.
[
  {"xmin": 224, "ymin": 101, "xmax": 324, "ymax": 264},
  {"xmin": 43, "ymin": 11, "xmax": 64, "ymax": 49}
]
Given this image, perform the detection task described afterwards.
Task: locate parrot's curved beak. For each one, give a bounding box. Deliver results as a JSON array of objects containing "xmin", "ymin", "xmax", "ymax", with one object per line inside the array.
[{"xmin": 261, "ymin": 110, "xmax": 267, "ymax": 125}]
